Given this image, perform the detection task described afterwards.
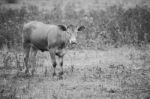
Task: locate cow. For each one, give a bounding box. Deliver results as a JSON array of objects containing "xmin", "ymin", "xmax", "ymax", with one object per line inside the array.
[{"xmin": 22, "ymin": 21, "xmax": 85, "ymax": 78}]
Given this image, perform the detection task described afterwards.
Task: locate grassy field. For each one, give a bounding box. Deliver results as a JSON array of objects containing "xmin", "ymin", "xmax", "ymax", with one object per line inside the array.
[
  {"xmin": 0, "ymin": 0, "xmax": 150, "ymax": 99},
  {"xmin": 0, "ymin": 46, "xmax": 150, "ymax": 99}
]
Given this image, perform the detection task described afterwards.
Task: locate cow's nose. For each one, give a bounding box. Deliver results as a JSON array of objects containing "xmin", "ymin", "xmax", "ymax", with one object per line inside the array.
[
  {"xmin": 71, "ymin": 41, "xmax": 77, "ymax": 44},
  {"xmin": 70, "ymin": 39, "xmax": 77, "ymax": 44}
]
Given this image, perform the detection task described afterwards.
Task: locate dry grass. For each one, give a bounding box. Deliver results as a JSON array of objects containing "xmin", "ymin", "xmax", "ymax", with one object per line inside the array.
[
  {"xmin": 0, "ymin": 46, "xmax": 150, "ymax": 99},
  {"xmin": 0, "ymin": 0, "xmax": 150, "ymax": 98}
]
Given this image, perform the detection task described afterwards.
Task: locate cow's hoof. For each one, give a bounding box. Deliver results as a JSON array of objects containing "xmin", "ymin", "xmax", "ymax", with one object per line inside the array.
[
  {"xmin": 24, "ymin": 72, "xmax": 31, "ymax": 78},
  {"xmin": 59, "ymin": 71, "xmax": 64, "ymax": 76},
  {"xmin": 53, "ymin": 72, "xmax": 56, "ymax": 76},
  {"xmin": 25, "ymin": 69, "xmax": 29, "ymax": 74},
  {"xmin": 31, "ymin": 69, "xmax": 35, "ymax": 76},
  {"xmin": 58, "ymin": 72, "xmax": 64, "ymax": 80},
  {"xmin": 58, "ymin": 76, "xmax": 63, "ymax": 80}
]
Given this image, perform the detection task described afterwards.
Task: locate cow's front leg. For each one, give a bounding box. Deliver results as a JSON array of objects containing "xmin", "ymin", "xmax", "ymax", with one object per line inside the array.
[
  {"xmin": 49, "ymin": 50, "xmax": 57, "ymax": 76},
  {"xmin": 56, "ymin": 50, "xmax": 66, "ymax": 79},
  {"xmin": 59, "ymin": 56, "xmax": 64, "ymax": 76}
]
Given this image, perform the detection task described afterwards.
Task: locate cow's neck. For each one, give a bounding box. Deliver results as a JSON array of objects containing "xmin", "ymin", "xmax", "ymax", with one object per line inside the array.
[{"xmin": 61, "ymin": 31, "xmax": 70, "ymax": 44}]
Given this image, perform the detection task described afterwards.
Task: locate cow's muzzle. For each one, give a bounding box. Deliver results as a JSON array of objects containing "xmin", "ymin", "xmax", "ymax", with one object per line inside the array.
[
  {"xmin": 71, "ymin": 41, "xmax": 77, "ymax": 45},
  {"xmin": 69, "ymin": 38, "xmax": 77, "ymax": 44},
  {"xmin": 70, "ymin": 40, "xmax": 77, "ymax": 44}
]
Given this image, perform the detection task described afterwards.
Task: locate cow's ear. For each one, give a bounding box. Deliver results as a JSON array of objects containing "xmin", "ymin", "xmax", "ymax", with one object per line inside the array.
[
  {"xmin": 58, "ymin": 25, "xmax": 67, "ymax": 31},
  {"xmin": 77, "ymin": 26, "xmax": 85, "ymax": 31}
]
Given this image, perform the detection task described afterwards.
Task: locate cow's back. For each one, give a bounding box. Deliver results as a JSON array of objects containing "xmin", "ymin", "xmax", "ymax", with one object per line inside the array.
[
  {"xmin": 23, "ymin": 21, "xmax": 46, "ymax": 43},
  {"xmin": 23, "ymin": 21, "xmax": 60, "ymax": 51}
]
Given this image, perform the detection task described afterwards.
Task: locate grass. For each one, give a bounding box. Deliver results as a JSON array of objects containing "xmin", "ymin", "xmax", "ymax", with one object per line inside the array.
[
  {"xmin": 0, "ymin": 0, "xmax": 150, "ymax": 98},
  {"xmin": 1, "ymin": 0, "xmax": 150, "ymax": 49},
  {"xmin": 1, "ymin": 0, "xmax": 149, "ymax": 10},
  {"xmin": 0, "ymin": 45, "xmax": 150, "ymax": 99}
]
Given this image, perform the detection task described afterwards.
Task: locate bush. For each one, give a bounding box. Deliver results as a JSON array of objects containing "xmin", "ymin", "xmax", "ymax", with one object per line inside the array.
[{"xmin": 5, "ymin": 0, "xmax": 18, "ymax": 3}]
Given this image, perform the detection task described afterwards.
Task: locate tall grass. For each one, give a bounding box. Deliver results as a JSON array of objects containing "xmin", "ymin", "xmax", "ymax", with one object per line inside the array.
[{"xmin": 0, "ymin": 3, "xmax": 150, "ymax": 50}]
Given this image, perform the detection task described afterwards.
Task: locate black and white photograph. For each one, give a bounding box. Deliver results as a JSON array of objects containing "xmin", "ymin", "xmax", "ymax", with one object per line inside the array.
[{"xmin": 0, "ymin": 0, "xmax": 150, "ymax": 99}]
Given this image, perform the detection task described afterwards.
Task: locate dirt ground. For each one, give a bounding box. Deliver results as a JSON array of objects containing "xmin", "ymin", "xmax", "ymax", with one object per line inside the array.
[{"xmin": 0, "ymin": 46, "xmax": 150, "ymax": 99}]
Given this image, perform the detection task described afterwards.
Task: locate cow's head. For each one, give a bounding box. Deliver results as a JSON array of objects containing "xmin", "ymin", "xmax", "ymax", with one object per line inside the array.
[
  {"xmin": 58, "ymin": 24, "xmax": 85, "ymax": 44},
  {"xmin": 67, "ymin": 25, "xmax": 85, "ymax": 44}
]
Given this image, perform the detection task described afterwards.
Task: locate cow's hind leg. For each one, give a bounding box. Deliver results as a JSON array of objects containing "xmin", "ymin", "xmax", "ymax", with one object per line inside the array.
[
  {"xmin": 30, "ymin": 46, "xmax": 38, "ymax": 76},
  {"xmin": 56, "ymin": 50, "xmax": 65, "ymax": 79},
  {"xmin": 49, "ymin": 50, "xmax": 57, "ymax": 77},
  {"xmin": 23, "ymin": 44, "xmax": 30, "ymax": 75}
]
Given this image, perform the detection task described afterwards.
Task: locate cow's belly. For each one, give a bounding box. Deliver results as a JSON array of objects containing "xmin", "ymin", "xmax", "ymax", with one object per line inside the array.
[
  {"xmin": 31, "ymin": 39, "xmax": 48, "ymax": 52},
  {"xmin": 30, "ymin": 30, "xmax": 49, "ymax": 51}
]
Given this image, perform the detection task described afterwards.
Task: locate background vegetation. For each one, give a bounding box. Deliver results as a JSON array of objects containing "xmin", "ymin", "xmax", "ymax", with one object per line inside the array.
[
  {"xmin": 0, "ymin": 1, "xmax": 150, "ymax": 50},
  {"xmin": 0, "ymin": 1, "xmax": 150, "ymax": 99}
]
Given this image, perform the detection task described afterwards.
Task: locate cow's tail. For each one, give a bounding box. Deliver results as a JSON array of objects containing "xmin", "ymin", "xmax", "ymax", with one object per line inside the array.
[
  {"xmin": 21, "ymin": 23, "xmax": 27, "ymax": 72},
  {"xmin": 21, "ymin": 23, "xmax": 25, "ymax": 50}
]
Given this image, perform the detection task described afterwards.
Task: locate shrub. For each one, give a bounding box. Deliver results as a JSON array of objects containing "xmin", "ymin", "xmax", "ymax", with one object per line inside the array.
[{"xmin": 5, "ymin": 0, "xmax": 18, "ymax": 4}]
